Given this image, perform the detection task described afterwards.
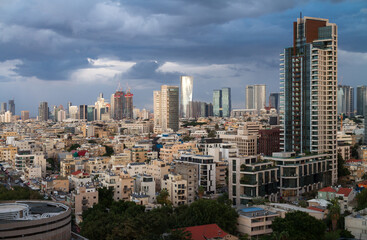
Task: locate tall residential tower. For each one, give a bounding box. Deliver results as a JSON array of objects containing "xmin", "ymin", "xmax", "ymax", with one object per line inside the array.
[
  {"xmin": 280, "ymin": 16, "xmax": 338, "ymax": 184},
  {"xmin": 154, "ymin": 85, "xmax": 179, "ymax": 132}
]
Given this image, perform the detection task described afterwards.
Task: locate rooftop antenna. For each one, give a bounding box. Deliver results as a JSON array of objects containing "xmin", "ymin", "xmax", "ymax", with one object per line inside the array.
[{"xmin": 300, "ymin": 12, "xmax": 302, "ymax": 19}]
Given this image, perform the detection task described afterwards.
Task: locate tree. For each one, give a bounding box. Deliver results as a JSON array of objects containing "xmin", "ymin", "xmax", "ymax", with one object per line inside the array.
[
  {"xmin": 328, "ymin": 199, "xmax": 341, "ymax": 231},
  {"xmin": 356, "ymin": 188, "xmax": 367, "ymax": 211},
  {"xmin": 272, "ymin": 211, "xmax": 326, "ymax": 240},
  {"xmin": 157, "ymin": 189, "xmax": 171, "ymax": 206},
  {"xmin": 98, "ymin": 187, "xmax": 114, "ymax": 208},
  {"xmin": 67, "ymin": 143, "xmax": 80, "ymax": 152},
  {"xmin": 175, "ymin": 199, "xmax": 239, "ymax": 234},
  {"xmin": 164, "ymin": 229, "xmax": 192, "ymax": 240},
  {"xmin": 337, "ymin": 154, "xmax": 350, "ymax": 178},
  {"xmin": 182, "ymin": 136, "xmax": 193, "ymax": 142},
  {"xmin": 103, "ymin": 145, "xmax": 114, "ymax": 156},
  {"xmin": 0, "ymin": 185, "xmax": 43, "ymax": 200},
  {"xmin": 350, "ymin": 144, "xmax": 359, "ymax": 159},
  {"xmin": 207, "ymin": 130, "xmax": 216, "ymax": 138},
  {"xmin": 197, "ymin": 186, "xmax": 205, "ymax": 199}
]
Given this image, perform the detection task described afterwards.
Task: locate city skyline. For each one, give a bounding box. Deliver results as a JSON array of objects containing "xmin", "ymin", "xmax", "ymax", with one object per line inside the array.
[{"xmin": 0, "ymin": 1, "xmax": 366, "ymax": 115}]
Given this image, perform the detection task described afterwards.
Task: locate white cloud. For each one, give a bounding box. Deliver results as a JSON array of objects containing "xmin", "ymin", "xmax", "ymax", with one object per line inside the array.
[{"xmin": 71, "ymin": 58, "xmax": 136, "ymax": 83}]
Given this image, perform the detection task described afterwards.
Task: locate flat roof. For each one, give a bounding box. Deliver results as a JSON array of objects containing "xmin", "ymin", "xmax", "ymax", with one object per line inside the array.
[{"xmin": 241, "ymin": 207, "xmax": 264, "ymax": 213}]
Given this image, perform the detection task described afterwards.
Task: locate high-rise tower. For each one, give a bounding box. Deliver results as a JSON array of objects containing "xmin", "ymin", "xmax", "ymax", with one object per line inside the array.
[
  {"xmin": 180, "ymin": 76, "xmax": 193, "ymax": 118},
  {"xmin": 38, "ymin": 102, "xmax": 49, "ymax": 121},
  {"xmin": 357, "ymin": 86, "xmax": 367, "ymax": 116},
  {"xmin": 280, "ymin": 16, "xmax": 338, "ymax": 184},
  {"xmin": 269, "ymin": 93, "xmax": 280, "ymax": 111},
  {"xmin": 8, "ymin": 100, "xmax": 15, "ymax": 115},
  {"xmin": 246, "ymin": 84, "xmax": 266, "ymax": 111},
  {"xmin": 125, "ymin": 89, "xmax": 134, "ymax": 119},
  {"xmin": 213, "ymin": 90, "xmax": 222, "ymax": 117},
  {"xmin": 154, "ymin": 85, "xmax": 179, "ymax": 132},
  {"xmin": 337, "ymin": 85, "xmax": 354, "ymax": 117},
  {"xmin": 0, "ymin": 102, "xmax": 7, "ymax": 114}
]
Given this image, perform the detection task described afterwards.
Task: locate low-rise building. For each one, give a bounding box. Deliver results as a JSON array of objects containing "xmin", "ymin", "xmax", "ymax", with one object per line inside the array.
[
  {"xmin": 345, "ymin": 208, "xmax": 367, "ymax": 240},
  {"xmin": 237, "ymin": 207, "xmax": 279, "ymax": 237},
  {"xmin": 72, "ymin": 186, "xmax": 98, "ymax": 215}
]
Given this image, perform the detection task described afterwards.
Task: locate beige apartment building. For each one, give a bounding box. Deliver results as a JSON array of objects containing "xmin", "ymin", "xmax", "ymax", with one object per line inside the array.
[
  {"xmin": 337, "ymin": 144, "xmax": 350, "ymax": 161},
  {"xmin": 85, "ymin": 157, "xmax": 109, "ymax": 174},
  {"xmin": 174, "ymin": 162, "xmax": 198, "ymax": 204},
  {"xmin": 72, "ymin": 186, "xmax": 98, "ymax": 215},
  {"xmin": 237, "ymin": 207, "xmax": 279, "ymax": 237},
  {"xmin": 220, "ymin": 134, "xmax": 257, "ymax": 156},
  {"xmin": 162, "ymin": 173, "xmax": 187, "ymax": 206},
  {"xmin": 146, "ymin": 159, "xmax": 170, "ymax": 191},
  {"xmin": 109, "ymin": 152, "xmax": 131, "ymax": 166},
  {"xmin": 101, "ymin": 171, "xmax": 134, "ymax": 201},
  {"xmin": 0, "ymin": 145, "xmax": 17, "ymax": 162},
  {"xmin": 160, "ymin": 142, "xmax": 199, "ymax": 162},
  {"xmin": 131, "ymin": 146, "xmax": 147, "ymax": 162},
  {"xmin": 216, "ymin": 161, "xmax": 227, "ymax": 189}
]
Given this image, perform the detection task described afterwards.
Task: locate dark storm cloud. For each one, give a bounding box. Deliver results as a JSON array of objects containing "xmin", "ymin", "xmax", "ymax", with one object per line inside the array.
[
  {"xmin": 121, "ymin": 61, "xmax": 183, "ymax": 83},
  {"xmin": 0, "ymin": 0, "xmax": 366, "ymax": 113}
]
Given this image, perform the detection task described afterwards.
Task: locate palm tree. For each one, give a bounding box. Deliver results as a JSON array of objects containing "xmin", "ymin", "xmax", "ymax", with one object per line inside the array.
[
  {"xmin": 197, "ymin": 186, "xmax": 205, "ymax": 199},
  {"xmin": 328, "ymin": 199, "xmax": 341, "ymax": 231}
]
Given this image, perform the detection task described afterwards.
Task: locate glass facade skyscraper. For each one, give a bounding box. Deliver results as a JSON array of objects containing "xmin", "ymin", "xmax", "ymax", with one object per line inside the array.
[
  {"xmin": 357, "ymin": 86, "xmax": 367, "ymax": 116},
  {"xmin": 212, "ymin": 88, "xmax": 231, "ymax": 117},
  {"xmin": 337, "ymin": 85, "xmax": 354, "ymax": 117},
  {"xmin": 269, "ymin": 93, "xmax": 280, "ymax": 111},
  {"xmin": 180, "ymin": 76, "xmax": 193, "ymax": 118},
  {"xmin": 280, "ymin": 17, "xmax": 338, "ymax": 185},
  {"xmin": 221, "ymin": 88, "xmax": 231, "ymax": 117},
  {"xmin": 8, "ymin": 100, "xmax": 15, "ymax": 115},
  {"xmin": 213, "ymin": 90, "xmax": 222, "ymax": 117}
]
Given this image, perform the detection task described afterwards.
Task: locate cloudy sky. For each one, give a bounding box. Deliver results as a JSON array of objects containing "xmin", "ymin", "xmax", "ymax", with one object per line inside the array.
[{"xmin": 0, "ymin": 0, "xmax": 366, "ymax": 116}]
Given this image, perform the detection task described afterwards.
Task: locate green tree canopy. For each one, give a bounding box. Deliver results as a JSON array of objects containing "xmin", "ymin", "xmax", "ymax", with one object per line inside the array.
[
  {"xmin": 356, "ymin": 188, "xmax": 367, "ymax": 211},
  {"xmin": 80, "ymin": 198, "xmax": 238, "ymax": 240},
  {"xmin": 0, "ymin": 185, "xmax": 43, "ymax": 200},
  {"xmin": 272, "ymin": 211, "xmax": 326, "ymax": 240}
]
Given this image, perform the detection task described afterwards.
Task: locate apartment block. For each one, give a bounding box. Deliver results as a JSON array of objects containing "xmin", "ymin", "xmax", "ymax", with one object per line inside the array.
[
  {"xmin": 229, "ymin": 156, "xmax": 278, "ymax": 205},
  {"xmin": 162, "ymin": 173, "xmax": 187, "ymax": 206},
  {"xmin": 176, "ymin": 154, "xmax": 216, "ymax": 195}
]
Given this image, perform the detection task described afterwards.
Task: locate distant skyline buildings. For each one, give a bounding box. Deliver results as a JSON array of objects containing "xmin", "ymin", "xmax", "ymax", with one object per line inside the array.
[
  {"xmin": 180, "ymin": 76, "xmax": 193, "ymax": 118},
  {"xmin": 213, "ymin": 87, "xmax": 231, "ymax": 118},
  {"xmin": 356, "ymin": 86, "xmax": 367, "ymax": 116},
  {"xmin": 38, "ymin": 102, "xmax": 49, "ymax": 121},
  {"xmin": 8, "ymin": 100, "xmax": 15, "ymax": 115},
  {"xmin": 245, "ymin": 84, "xmax": 266, "ymax": 112},
  {"xmin": 269, "ymin": 93, "xmax": 280, "ymax": 112},
  {"xmin": 337, "ymin": 85, "xmax": 354, "ymax": 117},
  {"xmin": 0, "ymin": 102, "xmax": 7, "ymax": 114}
]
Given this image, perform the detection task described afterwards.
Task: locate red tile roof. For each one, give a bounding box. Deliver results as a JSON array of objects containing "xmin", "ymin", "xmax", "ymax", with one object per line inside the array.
[
  {"xmin": 307, "ymin": 206, "xmax": 325, "ymax": 212},
  {"xmin": 319, "ymin": 187, "xmax": 336, "ymax": 193},
  {"xmin": 182, "ymin": 224, "xmax": 228, "ymax": 240},
  {"xmin": 71, "ymin": 170, "xmax": 82, "ymax": 176},
  {"xmin": 346, "ymin": 159, "xmax": 362, "ymax": 163},
  {"xmin": 337, "ymin": 188, "xmax": 352, "ymax": 197}
]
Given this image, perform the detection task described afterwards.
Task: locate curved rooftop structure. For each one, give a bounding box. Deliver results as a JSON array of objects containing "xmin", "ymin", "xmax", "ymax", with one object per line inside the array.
[{"xmin": 0, "ymin": 201, "xmax": 71, "ymax": 240}]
